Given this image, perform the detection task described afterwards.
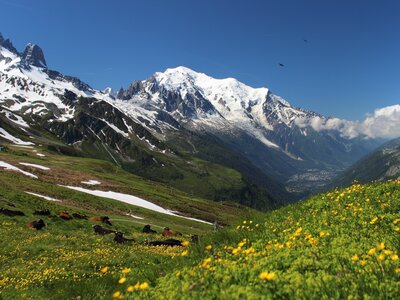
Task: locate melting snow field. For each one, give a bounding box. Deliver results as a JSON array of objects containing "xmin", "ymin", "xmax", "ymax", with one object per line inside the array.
[
  {"xmin": 19, "ymin": 162, "xmax": 50, "ymax": 170},
  {"xmin": 0, "ymin": 127, "xmax": 34, "ymax": 146},
  {"xmin": 0, "ymin": 161, "xmax": 38, "ymax": 178},
  {"xmin": 61, "ymin": 185, "xmax": 212, "ymax": 225},
  {"xmin": 81, "ymin": 180, "xmax": 101, "ymax": 185},
  {"xmin": 25, "ymin": 191, "xmax": 61, "ymax": 202}
]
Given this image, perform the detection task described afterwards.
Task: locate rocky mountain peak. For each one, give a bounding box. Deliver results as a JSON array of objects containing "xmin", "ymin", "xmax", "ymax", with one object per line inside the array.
[
  {"xmin": 0, "ymin": 32, "xmax": 19, "ymax": 54},
  {"xmin": 22, "ymin": 43, "xmax": 47, "ymax": 68}
]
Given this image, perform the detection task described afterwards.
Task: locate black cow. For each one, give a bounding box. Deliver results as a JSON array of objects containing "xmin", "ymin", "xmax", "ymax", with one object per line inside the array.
[
  {"xmin": 0, "ymin": 208, "xmax": 25, "ymax": 216},
  {"xmin": 148, "ymin": 239, "xmax": 182, "ymax": 247},
  {"xmin": 27, "ymin": 219, "xmax": 46, "ymax": 230},
  {"xmin": 92, "ymin": 225, "xmax": 115, "ymax": 235},
  {"xmin": 34, "ymin": 209, "xmax": 51, "ymax": 216},
  {"xmin": 72, "ymin": 213, "xmax": 88, "ymax": 219},
  {"xmin": 142, "ymin": 224, "xmax": 157, "ymax": 234},
  {"xmin": 113, "ymin": 232, "xmax": 135, "ymax": 244}
]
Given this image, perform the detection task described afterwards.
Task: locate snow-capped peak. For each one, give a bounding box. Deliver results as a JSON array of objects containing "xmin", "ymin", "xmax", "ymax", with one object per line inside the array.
[
  {"xmin": 149, "ymin": 66, "xmax": 314, "ymax": 150},
  {"xmin": 154, "ymin": 66, "xmax": 270, "ymax": 109}
]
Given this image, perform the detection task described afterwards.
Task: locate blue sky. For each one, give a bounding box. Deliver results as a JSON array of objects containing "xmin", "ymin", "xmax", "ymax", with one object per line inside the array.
[{"xmin": 0, "ymin": 0, "xmax": 399, "ymax": 120}]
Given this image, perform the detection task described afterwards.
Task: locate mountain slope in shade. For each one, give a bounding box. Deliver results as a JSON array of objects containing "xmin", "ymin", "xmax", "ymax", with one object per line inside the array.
[{"xmin": 329, "ymin": 137, "xmax": 400, "ymax": 188}]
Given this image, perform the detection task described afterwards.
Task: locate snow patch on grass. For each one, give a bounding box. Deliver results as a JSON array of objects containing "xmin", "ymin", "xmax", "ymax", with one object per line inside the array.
[
  {"xmin": 19, "ymin": 162, "xmax": 50, "ymax": 170},
  {"xmin": 0, "ymin": 161, "xmax": 38, "ymax": 178},
  {"xmin": 61, "ymin": 185, "xmax": 212, "ymax": 225},
  {"xmin": 25, "ymin": 191, "xmax": 61, "ymax": 202}
]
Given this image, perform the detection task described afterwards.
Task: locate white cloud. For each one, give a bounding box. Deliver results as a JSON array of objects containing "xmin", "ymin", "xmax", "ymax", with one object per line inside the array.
[{"xmin": 295, "ymin": 104, "xmax": 400, "ymax": 139}]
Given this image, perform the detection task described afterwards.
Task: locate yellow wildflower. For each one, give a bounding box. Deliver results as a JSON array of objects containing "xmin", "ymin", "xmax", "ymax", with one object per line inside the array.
[
  {"xmin": 139, "ymin": 282, "xmax": 149, "ymax": 290},
  {"xmin": 377, "ymin": 242, "xmax": 385, "ymax": 250},
  {"xmin": 121, "ymin": 268, "xmax": 131, "ymax": 274},
  {"xmin": 259, "ymin": 271, "xmax": 276, "ymax": 281},
  {"xmin": 127, "ymin": 286, "xmax": 134, "ymax": 292},
  {"xmin": 319, "ymin": 231, "xmax": 329, "ymax": 237},
  {"xmin": 367, "ymin": 248, "xmax": 376, "ymax": 256},
  {"xmin": 112, "ymin": 291, "xmax": 121, "ymax": 298},
  {"xmin": 377, "ymin": 254, "xmax": 385, "ymax": 261},
  {"xmin": 391, "ymin": 254, "xmax": 399, "ymax": 261},
  {"xmin": 370, "ymin": 217, "xmax": 378, "ymax": 225},
  {"xmin": 351, "ymin": 255, "xmax": 359, "ymax": 262},
  {"xmin": 360, "ymin": 260, "xmax": 367, "ymax": 266},
  {"xmin": 118, "ymin": 277, "xmax": 127, "ymax": 284},
  {"xmin": 205, "ymin": 245, "xmax": 213, "ymax": 251},
  {"xmin": 100, "ymin": 266, "xmax": 109, "ymax": 273},
  {"xmin": 181, "ymin": 241, "xmax": 190, "ymax": 247},
  {"xmin": 181, "ymin": 250, "xmax": 189, "ymax": 256}
]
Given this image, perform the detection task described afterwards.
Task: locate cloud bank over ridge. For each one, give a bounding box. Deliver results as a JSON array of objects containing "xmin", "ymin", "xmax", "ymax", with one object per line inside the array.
[{"xmin": 295, "ymin": 104, "xmax": 400, "ymax": 139}]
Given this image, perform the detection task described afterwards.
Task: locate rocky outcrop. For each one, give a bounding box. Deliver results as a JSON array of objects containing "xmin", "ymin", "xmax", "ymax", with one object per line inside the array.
[
  {"xmin": 0, "ymin": 32, "xmax": 19, "ymax": 54},
  {"xmin": 22, "ymin": 43, "xmax": 47, "ymax": 68}
]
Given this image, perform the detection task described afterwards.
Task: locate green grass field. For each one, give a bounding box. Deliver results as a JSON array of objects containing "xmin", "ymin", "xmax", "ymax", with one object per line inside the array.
[
  {"xmin": 1, "ymin": 144, "xmax": 400, "ymax": 299},
  {"xmin": 0, "ymin": 144, "xmax": 256, "ymax": 299}
]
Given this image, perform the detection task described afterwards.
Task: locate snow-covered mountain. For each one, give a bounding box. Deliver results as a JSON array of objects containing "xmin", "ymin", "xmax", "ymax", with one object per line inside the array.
[
  {"xmin": 0, "ymin": 33, "xmax": 381, "ymax": 204},
  {"xmin": 112, "ymin": 66, "xmax": 378, "ymax": 174}
]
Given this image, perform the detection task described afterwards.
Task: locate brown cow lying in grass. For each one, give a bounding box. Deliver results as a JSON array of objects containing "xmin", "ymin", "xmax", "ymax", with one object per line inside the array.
[
  {"xmin": 88, "ymin": 216, "xmax": 112, "ymax": 226},
  {"xmin": 58, "ymin": 212, "xmax": 73, "ymax": 220},
  {"xmin": 162, "ymin": 227, "xmax": 182, "ymax": 237},
  {"xmin": 0, "ymin": 208, "xmax": 25, "ymax": 217},
  {"xmin": 27, "ymin": 219, "xmax": 46, "ymax": 230}
]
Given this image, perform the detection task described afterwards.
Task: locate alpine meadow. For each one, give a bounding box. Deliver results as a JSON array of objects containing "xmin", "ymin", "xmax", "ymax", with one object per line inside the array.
[{"xmin": 1, "ymin": 1, "xmax": 400, "ymax": 299}]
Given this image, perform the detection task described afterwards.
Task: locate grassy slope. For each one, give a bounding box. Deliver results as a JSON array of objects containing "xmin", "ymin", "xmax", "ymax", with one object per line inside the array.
[
  {"xmin": 132, "ymin": 180, "xmax": 400, "ymax": 299},
  {"xmin": 0, "ymin": 145, "xmax": 253, "ymax": 225},
  {"xmin": 0, "ymin": 144, "xmax": 260, "ymax": 299},
  {"xmin": 1, "ymin": 143, "xmax": 400, "ymax": 299}
]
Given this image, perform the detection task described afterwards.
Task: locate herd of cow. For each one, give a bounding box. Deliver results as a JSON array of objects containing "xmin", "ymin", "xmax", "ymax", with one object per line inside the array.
[{"xmin": 0, "ymin": 207, "xmax": 198, "ymax": 247}]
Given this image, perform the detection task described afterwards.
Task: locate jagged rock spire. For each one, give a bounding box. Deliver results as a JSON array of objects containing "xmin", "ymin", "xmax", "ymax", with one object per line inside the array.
[{"xmin": 22, "ymin": 43, "xmax": 47, "ymax": 68}]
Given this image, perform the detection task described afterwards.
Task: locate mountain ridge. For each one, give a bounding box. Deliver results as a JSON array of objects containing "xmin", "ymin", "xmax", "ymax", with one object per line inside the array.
[{"xmin": 0, "ymin": 33, "xmax": 383, "ymax": 206}]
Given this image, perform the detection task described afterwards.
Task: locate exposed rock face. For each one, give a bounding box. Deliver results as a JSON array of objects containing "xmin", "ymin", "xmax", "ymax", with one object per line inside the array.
[
  {"xmin": 22, "ymin": 43, "xmax": 47, "ymax": 68},
  {"xmin": 0, "ymin": 32, "xmax": 19, "ymax": 54}
]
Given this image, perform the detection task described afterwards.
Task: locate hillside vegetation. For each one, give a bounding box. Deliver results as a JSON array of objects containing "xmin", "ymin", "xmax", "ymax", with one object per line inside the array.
[
  {"xmin": 0, "ymin": 143, "xmax": 259, "ymax": 299},
  {"xmin": 1, "ymin": 142, "xmax": 399, "ymax": 300},
  {"xmin": 120, "ymin": 180, "xmax": 399, "ymax": 299}
]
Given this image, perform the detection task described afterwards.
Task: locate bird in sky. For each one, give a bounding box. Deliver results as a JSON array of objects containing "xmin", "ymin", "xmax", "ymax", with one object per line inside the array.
[{"xmin": 278, "ymin": 63, "xmax": 285, "ymax": 67}]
